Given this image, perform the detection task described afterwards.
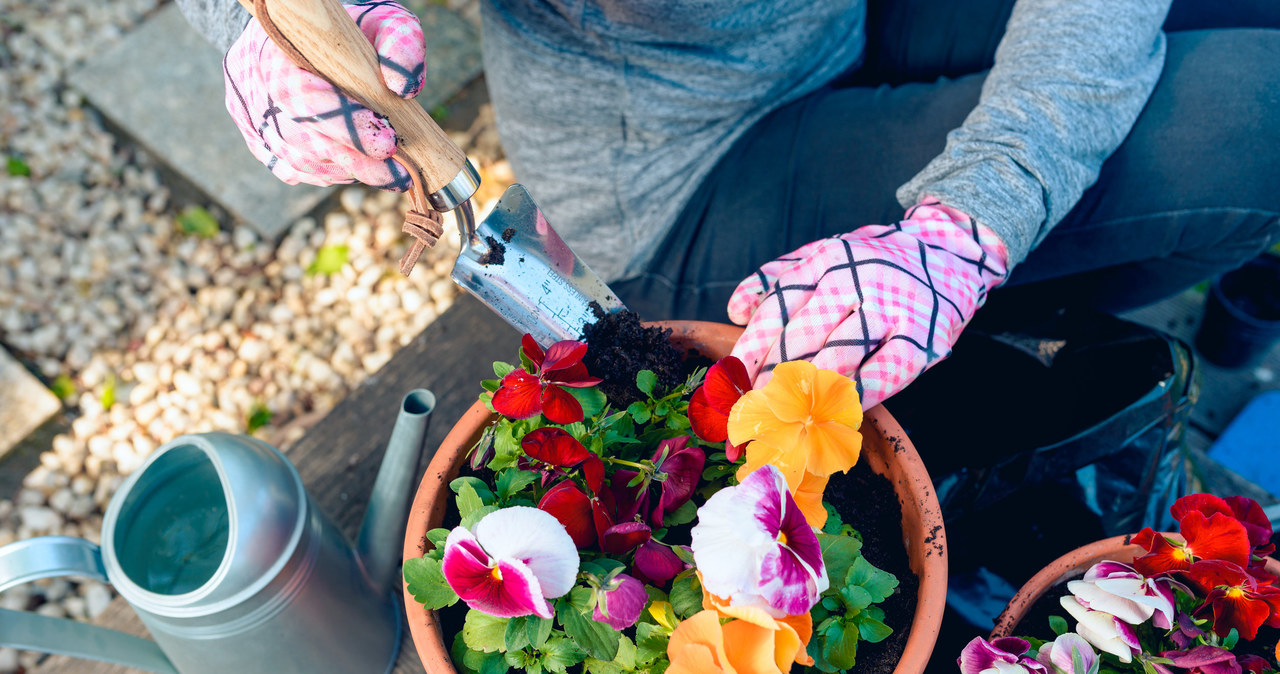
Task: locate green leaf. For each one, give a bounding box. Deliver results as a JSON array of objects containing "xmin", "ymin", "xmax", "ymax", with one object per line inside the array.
[
  {"xmin": 463, "ymin": 609, "xmax": 509, "ymax": 653},
  {"xmin": 505, "ymin": 616, "xmax": 532, "ymax": 652},
  {"xmin": 527, "ymin": 616, "xmax": 553, "ymax": 649},
  {"xmin": 854, "ymin": 614, "xmax": 893, "ymax": 643},
  {"xmin": 662, "ymin": 500, "xmax": 698, "ymax": 527},
  {"xmin": 567, "ymin": 587, "xmax": 594, "ymax": 613},
  {"xmin": 558, "ymin": 601, "xmax": 621, "ymax": 661},
  {"xmin": 567, "ymin": 386, "xmax": 608, "ymax": 419},
  {"xmin": 818, "ymin": 533, "xmax": 863, "ymax": 588},
  {"xmin": 846, "ymin": 555, "xmax": 898, "ymax": 603},
  {"xmin": 423, "ymin": 527, "xmax": 451, "ymax": 558},
  {"xmin": 822, "ymin": 621, "xmax": 859, "ymax": 670},
  {"xmin": 840, "ymin": 584, "xmax": 874, "ymax": 611},
  {"xmin": 668, "ymin": 571, "xmax": 703, "ymax": 619},
  {"xmin": 452, "ymin": 477, "xmax": 496, "ymax": 504},
  {"xmin": 822, "ymin": 502, "xmax": 843, "ymax": 535},
  {"xmin": 307, "ymin": 243, "xmax": 349, "ymax": 275},
  {"xmin": 1223, "ymin": 627, "xmax": 1240, "ymax": 650},
  {"xmin": 457, "ymin": 482, "xmax": 486, "ymax": 520},
  {"xmin": 494, "ymin": 361, "xmax": 516, "ymax": 379},
  {"xmin": 6, "ymin": 155, "xmax": 31, "ymax": 177},
  {"xmin": 402, "ymin": 557, "xmax": 459, "ymax": 609},
  {"xmin": 496, "ymin": 469, "xmax": 539, "ymax": 502},
  {"xmin": 540, "ymin": 635, "xmax": 587, "ymax": 674},
  {"xmin": 627, "ymin": 401, "xmax": 651, "ymax": 424},
  {"xmin": 636, "ymin": 370, "xmax": 658, "ymax": 396},
  {"xmin": 481, "ymin": 379, "xmax": 501, "ymax": 393},
  {"xmin": 584, "ymin": 635, "xmax": 635, "ymax": 674},
  {"xmin": 463, "ymin": 648, "xmax": 510, "ymax": 674},
  {"xmin": 1049, "ymin": 615, "xmax": 1068, "ymax": 636},
  {"xmin": 100, "ymin": 373, "xmax": 116, "ymax": 411},
  {"xmin": 461, "ymin": 504, "xmax": 500, "ymax": 530},
  {"xmin": 50, "ymin": 374, "xmax": 76, "ymax": 401},
  {"xmin": 177, "ymin": 205, "xmax": 220, "ymax": 238},
  {"xmin": 634, "ymin": 623, "xmax": 670, "ymax": 666},
  {"xmin": 246, "ymin": 402, "xmax": 272, "ymax": 433}
]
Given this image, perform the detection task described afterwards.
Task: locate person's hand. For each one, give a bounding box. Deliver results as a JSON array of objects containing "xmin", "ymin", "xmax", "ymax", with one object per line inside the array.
[
  {"xmin": 223, "ymin": 1, "xmax": 425, "ymax": 190},
  {"xmin": 728, "ymin": 200, "xmax": 1009, "ymax": 409}
]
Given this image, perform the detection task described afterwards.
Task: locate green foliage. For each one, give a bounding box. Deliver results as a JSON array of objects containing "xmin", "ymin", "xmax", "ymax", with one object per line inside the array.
[
  {"xmin": 100, "ymin": 373, "xmax": 116, "ymax": 411},
  {"xmin": 585, "ymin": 635, "xmax": 637, "ymax": 674},
  {"xmin": 308, "ymin": 244, "xmax": 349, "ymax": 275},
  {"xmin": 568, "ymin": 386, "xmax": 608, "ymax": 418},
  {"xmin": 6, "ymin": 155, "xmax": 31, "ymax": 177},
  {"xmin": 557, "ymin": 597, "xmax": 621, "ymax": 661},
  {"xmin": 807, "ymin": 531, "xmax": 898, "ymax": 673},
  {"xmin": 822, "ymin": 502, "xmax": 844, "ymax": 535},
  {"xmin": 246, "ymin": 402, "xmax": 272, "ymax": 433},
  {"xmin": 464, "ymin": 610, "xmax": 510, "ymax": 653},
  {"xmin": 177, "ymin": 205, "xmax": 220, "ymax": 238},
  {"xmin": 1049, "ymin": 615, "xmax": 1068, "ymax": 636},
  {"xmin": 424, "ymin": 528, "xmax": 451, "ymax": 557},
  {"xmin": 50, "ymin": 374, "xmax": 76, "ymax": 401},
  {"xmin": 667, "ymin": 571, "xmax": 702, "ymax": 620},
  {"xmin": 496, "ymin": 469, "xmax": 539, "ymax": 504},
  {"xmin": 402, "ymin": 557, "xmax": 459, "ymax": 610},
  {"xmin": 636, "ymin": 370, "xmax": 657, "ymax": 396},
  {"xmin": 662, "ymin": 500, "xmax": 697, "ymax": 528}
]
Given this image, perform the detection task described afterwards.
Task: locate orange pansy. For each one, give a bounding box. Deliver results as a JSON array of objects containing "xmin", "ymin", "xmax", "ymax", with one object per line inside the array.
[
  {"xmin": 667, "ymin": 608, "xmax": 814, "ymax": 674},
  {"xmin": 727, "ymin": 360, "xmax": 862, "ymax": 492}
]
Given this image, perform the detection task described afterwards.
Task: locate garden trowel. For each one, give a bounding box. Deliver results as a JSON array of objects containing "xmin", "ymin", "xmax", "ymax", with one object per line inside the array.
[{"xmin": 236, "ymin": 0, "xmax": 625, "ymax": 345}]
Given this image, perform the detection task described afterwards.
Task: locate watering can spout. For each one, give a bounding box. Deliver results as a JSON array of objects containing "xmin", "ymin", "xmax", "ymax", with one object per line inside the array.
[{"xmin": 357, "ymin": 388, "xmax": 436, "ymax": 595}]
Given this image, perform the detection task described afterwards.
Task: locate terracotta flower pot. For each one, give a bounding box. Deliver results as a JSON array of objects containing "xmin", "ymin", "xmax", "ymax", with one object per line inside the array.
[
  {"xmin": 991, "ymin": 534, "xmax": 1280, "ymax": 638},
  {"xmin": 401, "ymin": 321, "xmax": 948, "ymax": 673}
]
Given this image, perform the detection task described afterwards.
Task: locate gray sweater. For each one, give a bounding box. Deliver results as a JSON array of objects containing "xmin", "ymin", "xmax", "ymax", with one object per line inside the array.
[{"xmin": 179, "ymin": 0, "xmax": 1170, "ymax": 281}]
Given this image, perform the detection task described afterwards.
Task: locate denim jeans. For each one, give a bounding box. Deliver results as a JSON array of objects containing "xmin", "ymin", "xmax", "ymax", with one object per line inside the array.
[{"xmin": 611, "ymin": 0, "xmax": 1280, "ymax": 323}]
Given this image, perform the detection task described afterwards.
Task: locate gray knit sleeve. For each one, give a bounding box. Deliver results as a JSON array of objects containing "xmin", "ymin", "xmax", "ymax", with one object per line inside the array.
[
  {"xmin": 896, "ymin": 0, "xmax": 1170, "ymax": 267},
  {"xmin": 175, "ymin": 0, "xmax": 251, "ymax": 53}
]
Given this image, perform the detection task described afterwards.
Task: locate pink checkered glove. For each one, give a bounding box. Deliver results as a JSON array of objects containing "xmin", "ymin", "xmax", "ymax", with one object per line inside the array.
[
  {"xmin": 223, "ymin": 1, "xmax": 425, "ymax": 190},
  {"xmin": 728, "ymin": 200, "xmax": 1010, "ymax": 409}
]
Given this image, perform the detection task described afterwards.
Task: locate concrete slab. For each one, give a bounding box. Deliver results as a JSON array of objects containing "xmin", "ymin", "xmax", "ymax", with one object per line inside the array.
[
  {"xmin": 0, "ymin": 346, "xmax": 61, "ymax": 464},
  {"xmin": 69, "ymin": 3, "xmax": 483, "ymax": 240}
]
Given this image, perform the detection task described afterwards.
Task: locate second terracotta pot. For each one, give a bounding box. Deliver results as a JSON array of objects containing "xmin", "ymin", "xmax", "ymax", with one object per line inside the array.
[
  {"xmin": 402, "ymin": 321, "xmax": 949, "ymax": 673},
  {"xmin": 991, "ymin": 535, "xmax": 1280, "ymax": 639}
]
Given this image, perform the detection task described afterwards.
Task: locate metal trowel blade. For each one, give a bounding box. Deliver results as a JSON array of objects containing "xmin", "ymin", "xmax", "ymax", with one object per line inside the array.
[{"xmin": 451, "ymin": 185, "xmax": 626, "ymax": 346}]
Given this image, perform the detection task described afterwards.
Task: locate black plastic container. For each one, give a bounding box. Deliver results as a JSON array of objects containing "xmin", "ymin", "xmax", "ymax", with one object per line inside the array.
[{"xmin": 1195, "ymin": 254, "xmax": 1280, "ymax": 369}]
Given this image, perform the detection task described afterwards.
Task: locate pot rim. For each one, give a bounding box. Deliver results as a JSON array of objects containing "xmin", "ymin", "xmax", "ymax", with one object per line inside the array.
[{"xmin": 401, "ymin": 320, "xmax": 948, "ymax": 674}]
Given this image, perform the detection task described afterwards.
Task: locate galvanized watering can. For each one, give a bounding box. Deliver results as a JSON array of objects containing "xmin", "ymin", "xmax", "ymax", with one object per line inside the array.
[{"xmin": 0, "ymin": 389, "xmax": 436, "ymax": 673}]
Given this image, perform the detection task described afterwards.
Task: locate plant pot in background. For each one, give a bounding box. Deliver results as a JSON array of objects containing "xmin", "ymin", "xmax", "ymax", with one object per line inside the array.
[
  {"xmin": 401, "ymin": 321, "xmax": 950, "ymax": 674},
  {"xmin": 1195, "ymin": 254, "xmax": 1280, "ymax": 369},
  {"xmin": 989, "ymin": 535, "xmax": 1280, "ymax": 639}
]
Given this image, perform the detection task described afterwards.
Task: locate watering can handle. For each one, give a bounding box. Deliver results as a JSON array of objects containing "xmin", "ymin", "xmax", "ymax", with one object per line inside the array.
[{"xmin": 0, "ymin": 537, "xmax": 179, "ymax": 674}]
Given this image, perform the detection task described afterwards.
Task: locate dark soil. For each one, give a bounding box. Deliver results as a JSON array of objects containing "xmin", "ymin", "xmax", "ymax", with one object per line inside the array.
[
  {"xmin": 581, "ymin": 309, "xmax": 684, "ymax": 407},
  {"xmin": 824, "ymin": 460, "xmax": 919, "ymax": 674},
  {"xmin": 478, "ymin": 236, "xmax": 505, "ymax": 265}
]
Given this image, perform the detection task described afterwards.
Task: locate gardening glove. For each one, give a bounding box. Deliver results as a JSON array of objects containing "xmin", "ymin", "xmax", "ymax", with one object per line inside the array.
[
  {"xmin": 728, "ymin": 199, "xmax": 1010, "ymax": 410},
  {"xmin": 223, "ymin": 0, "xmax": 425, "ymax": 191}
]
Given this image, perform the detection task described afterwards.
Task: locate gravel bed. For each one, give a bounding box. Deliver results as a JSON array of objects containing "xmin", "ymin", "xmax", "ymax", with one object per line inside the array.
[{"xmin": 0, "ymin": 0, "xmax": 503, "ymax": 670}]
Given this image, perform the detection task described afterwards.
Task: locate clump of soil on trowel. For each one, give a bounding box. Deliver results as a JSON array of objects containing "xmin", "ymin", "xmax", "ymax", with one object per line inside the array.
[
  {"xmin": 581, "ymin": 308, "xmax": 684, "ymax": 408},
  {"xmin": 477, "ymin": 236, "xmax": 505, "ymax": 265}
]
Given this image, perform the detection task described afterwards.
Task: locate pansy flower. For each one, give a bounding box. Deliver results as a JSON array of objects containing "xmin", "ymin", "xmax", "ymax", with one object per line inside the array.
[
  {"xmin": 633, "ymin": 540, "xmax": 686, "ymax": 585},
  {"xmin": 1035, "ymin": 633, "xmax": 1097, "ymax": 674},
  {"xmin": 520, "ymin": 426, "xmax": 604, "ymax": 490},
  {"xmin": 1059, "ymin": 595, "xmax": 1141, "ymax": 663},
  {"xmin": 492, "ymin": 335, "xmax": 602, "ymax": 424},
  {"xmin": 1131, "ymin": 512, "xmax": 1251, "ymax": 577},
  {"xmin": 691, "ymin": 464, "xmax": 828, "ymax": 617},
  {"xmin": 612, "ymin": 436, "xmax": 705, "ymax": 527},
  {"xmin": 1157, "ymin": 646, "xmax": 1248, "ymax": 674},
  {"xmin": 441, "ymin": 507, "xmax": 579, "ymax": 619},
  {"xmin": 666, "ymin": 607, "xmax": 812, "ymax": 674},
  {"xmin": 1068, "ymin": 561, "xmax": 1180, "ymax": 629},
  {"xmin": 1172, "ymin": 494, "xmax": 1276, "ymax": 561},
  {"xmin": 1186, "ymin": 559, "xmax": 1280, "ymax": 640},
  {"xmin": 958, "ymin": 637, "xmax": 1048, "ymax": 674},
  {"xmin": 592, "ymin": 573, "xmax": 647, "ymax": 630},
  {"xmin": 689, "ymin": 356, "xmax": 752, "ymax": 461},
  {"xmin": 727, "ymin": 360, "xmax": 862, "ymax": 491}
]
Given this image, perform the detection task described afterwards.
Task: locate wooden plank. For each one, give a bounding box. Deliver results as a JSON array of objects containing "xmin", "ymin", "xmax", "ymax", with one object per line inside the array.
[{"xmin": 33, "ymin": 295, "xmax": 517, "ymax": 673}]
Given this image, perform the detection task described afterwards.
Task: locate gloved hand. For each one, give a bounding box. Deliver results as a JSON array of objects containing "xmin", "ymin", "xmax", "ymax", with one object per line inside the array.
[
  {"xmin": 728, "ymin": 200, "xmax": 1010, "ymax": 409},
  {"xmin": 223, "ymin": 1, "xmax": 426, "ymax": 190}
]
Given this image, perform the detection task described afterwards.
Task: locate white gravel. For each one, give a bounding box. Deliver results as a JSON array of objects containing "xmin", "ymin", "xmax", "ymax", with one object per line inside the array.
[{"xmin": 0, "ymin": 0, "xmax": 504, "ymax": 670}]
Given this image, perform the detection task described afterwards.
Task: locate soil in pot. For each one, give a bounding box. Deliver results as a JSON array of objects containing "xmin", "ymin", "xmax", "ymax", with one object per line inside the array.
[
  {"xmin": 580, "ymin": 309, "xmax": 687, "ymax": 407},
  {"xmin": 1016, "ymin": 574, "xmax": 1280, "ymax": 665}
]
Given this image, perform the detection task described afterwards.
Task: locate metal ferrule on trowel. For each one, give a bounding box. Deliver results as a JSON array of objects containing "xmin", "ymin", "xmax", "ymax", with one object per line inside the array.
[{"xmin": 235, "ymin": 0, "xmax": 624, "ymax": 346}]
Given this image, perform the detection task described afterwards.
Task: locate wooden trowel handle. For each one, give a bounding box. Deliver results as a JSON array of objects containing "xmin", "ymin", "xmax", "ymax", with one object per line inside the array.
[{"xmin": 236, "ymin": 0, "xmax": 475, "ymax": 206}]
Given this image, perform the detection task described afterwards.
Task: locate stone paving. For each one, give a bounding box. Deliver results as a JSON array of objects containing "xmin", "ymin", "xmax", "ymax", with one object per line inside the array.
[{"xmin": 0, "ymin": 0, "xmax": 502, "ymax": 670}]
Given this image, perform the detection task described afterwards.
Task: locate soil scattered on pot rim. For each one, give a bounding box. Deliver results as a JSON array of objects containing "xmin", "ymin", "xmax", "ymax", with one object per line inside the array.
[
  {"xmin": 825, "ymin": 460, "xmax": 918, "ymax": 674},
  {"xmin": 478, "ymin": 235, "xmax": 505, "ymax": 265},
  {"xmin": 581, "ymin": 309, "xmax": 684, "ymax": 407}
]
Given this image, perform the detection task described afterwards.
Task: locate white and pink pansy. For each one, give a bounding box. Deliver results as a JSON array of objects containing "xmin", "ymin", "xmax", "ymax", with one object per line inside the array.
[
  {"xmin": 1035, "ymin": 633, "xmax": 1099, "ymax": 674},
  {"xmin": 689, "ymin": 464, "xmax": 828, "ymax": 617},
  {"xmin": 958, "ymin": 637, "xmax": 1048, "ymax": 674},
  {"xmin": 1059, "ymin": 596, "xmax": 1142, "ymax": 664},
  {"xmin": 441, "ymin": 506, "xmax": 579, "ymax": 619},
  {"xmin": 1067, "ymin": 561, "xmax": 1179, "ymax": 629}
]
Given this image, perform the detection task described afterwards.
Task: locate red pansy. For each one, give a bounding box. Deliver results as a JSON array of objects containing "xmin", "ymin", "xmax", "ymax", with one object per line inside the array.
[
  {"xmin": 492, "ymin": 335, "xmax": 602, "ymax": 424},
  {"xmin": 612, "ymin": 436, "xmax": 705, "ymax": 528},
  {"xmin": 1187, "ymin": 560, "xmax": 1280, "ymax": 640},
  {"xmin": 688, "ymin": 356, "xmax": 751, "ymax": 461},
  {"xmin": 538, "ymin": 480, "xmax": 596, "ymax": 548},
  {"xmin": 1132, "ymin": 511, "xmax": 1251, "ymax": 576}
]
